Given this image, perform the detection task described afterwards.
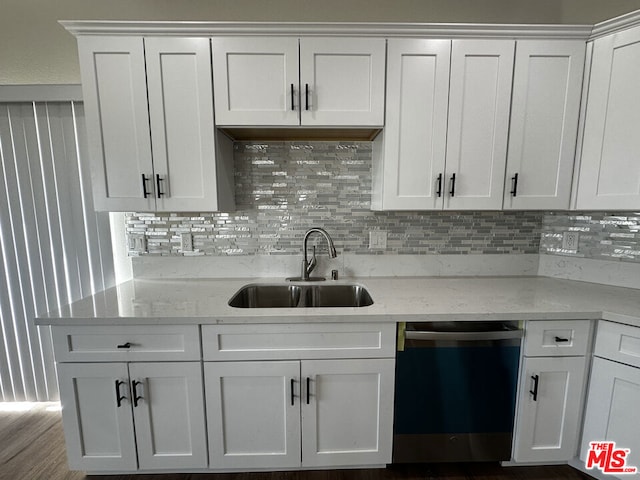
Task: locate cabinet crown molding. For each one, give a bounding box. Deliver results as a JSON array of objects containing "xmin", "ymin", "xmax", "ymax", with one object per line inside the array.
[
  {"xmin": 591, "ymin": 9, "xmax": 640, "ymax": 40},
  {"xmin": 60, "ymin": 20, "xmax": 593, "ymax": 40}
]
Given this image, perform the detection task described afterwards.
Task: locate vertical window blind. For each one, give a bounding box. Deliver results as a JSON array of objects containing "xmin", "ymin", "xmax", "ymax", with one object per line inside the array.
[{"xmin": 0, "ymin": 100, "xmax": 115, "ymax": 401}]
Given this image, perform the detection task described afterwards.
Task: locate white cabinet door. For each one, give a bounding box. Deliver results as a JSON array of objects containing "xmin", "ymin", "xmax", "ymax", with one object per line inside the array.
[
  {"xmin": 513, "ymin": 356, "xmax": 587, "ymax": 463},
  {"xmin": 374, "ymin": 39, "xmax": 451, "ymax": 210},
  {"xmin": 129, "ymin": 362, "xmax": 207, "ymax": 470},
  {"xmin": 300, "ymin": 38, "xmax": 386, "ymax": 126},
  {"xmin": 77, "ymin": 36, "xmax": 155, "ymax": 211},
  {"xmin": 504, "ymin": 40, "xmax": 585, "ymax": 210},
  {"xmin": 57, "ymin": 363, "xmax": 137, "ymax": 471},
  {"xmin": 212, "ymin": 37, "xmax": 300, "ymax": 126},
  {"xmin": 445, "ymin": 40, "xmax": 514, "ymax": 210},
  {"xmin": 205, "ymin": 361, "xmax": 302, "ymax": 469},
  {"xmin": 145, "ymin": 37, "xmax": 229, "ymax": 212},
  {"xmin": 580, "ymin": 358, "xmax": 640, "ymax": 472},
  {"xmin": 301, "ymin": 358, "xmax": 394, "ymax": 467},
  {"xmin": 577, "ymin": 26, "xmax": 640, "ymax": 210}
]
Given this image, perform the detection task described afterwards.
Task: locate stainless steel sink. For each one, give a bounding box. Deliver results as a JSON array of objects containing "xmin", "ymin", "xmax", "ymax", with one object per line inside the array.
[{"xmin": 228, "ymin": 284, "xmax": 374, "ymax": 308}]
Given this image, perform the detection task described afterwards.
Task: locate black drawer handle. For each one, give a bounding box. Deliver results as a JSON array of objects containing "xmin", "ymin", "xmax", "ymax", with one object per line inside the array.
[
  {"xmin": 141, "ymin": 174, "xmax": 150, "ymax": 198},
  {"xmin": 290, "ymin": 378, "xmax": 295, "ymax": 406},
  {"xmin": 117, "ymin": 342, "xmax": 131, "ymax": 349},
  {"xmin": 291, "ymin": 83, "xmax": 295, "ymax": 111},
  {"xmin": 436, "ymin": 173, "xmax": 443, "ymax": 198},
  {"xmin": 115, "ymin": 380, "xmax": 126, "ymax": 407},
  {"xmin": 449, "ymin": 173, "xmax": 456, "ymax": 197},
  {"xmin": 155, "ymin": 174, "xmax": 164, "ymax": 198},
  {"xmin": 132, "ymin": 380, "xmax": 143, "ymax": 407},
  {"xmin": 530, "ymin": 374, "xmax": 539, "ymax": 401},
  {"xmin": 305, "ymin": 83, "xmax": 309, "ymax": 111},
  {"xmin": 306, "ymin": 377, "xmax": 311, "ymax": 404},
  {"xmin": 555, "ymin": 336, "xmax": 570, "ymax": 343},
  {"xmin": 510, "ymin": 173, "xmax": 519, "ymax": 197}
]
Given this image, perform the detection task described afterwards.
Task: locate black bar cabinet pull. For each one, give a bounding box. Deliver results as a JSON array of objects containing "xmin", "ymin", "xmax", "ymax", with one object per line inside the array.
[
  {"xmin": 132, "ymin": 380, "xmax": 143, "ymax": 407},
  {"xmin": 290, "ymin": 378, "xmax": 295, "ymax": 406},
  {"xmin": 436, "ymin": 173, "xmax": 443, "ymax": 198},
  {"xmin": 530, "ymin": 374, "xmax": 539, "ymax": 401},
  {"xmin": 510, "ymin": 173, "xmax": 519, "ymax": 197},
  {"xmin": 305, "ymin": 83, "xmax": 309, "ymax": 111},
  {"xmin": 555, "ymin": 336, "xmax": 570, "ymax": 343},
  {"xmin": 155, "ymin": 174, "xmax": 164, "ymax": 198},
  {"xmin": 141, "ymin": 174, "xmax": 150, "ymax": 198},
  {"xmin": 449, "ymin": 173, "xmax": 456, "ymax": 197},
  {"xmin": 115, "ymin": 380, "xmax": 126, "ymax": 407},
  {"xmin": 306, "ymin": 377, "xmax": 311, "ymax": 404},
  {"xmin": 290, "ymin": 84, "xmax": 295, "ymax": 111},
  {"xmin": 117, "ymin": 342, "xmax": 131, "ymax": 349}
]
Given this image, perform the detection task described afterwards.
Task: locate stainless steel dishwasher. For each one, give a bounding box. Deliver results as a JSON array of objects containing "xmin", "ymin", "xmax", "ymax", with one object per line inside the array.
[{"xmin": 393, "ymin": 321, "xmax": 523, "ymax": 463}]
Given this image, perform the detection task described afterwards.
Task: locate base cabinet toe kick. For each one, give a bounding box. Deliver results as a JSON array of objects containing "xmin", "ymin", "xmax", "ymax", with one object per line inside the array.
[{"xmin": 51, "ymin": 318, "xmax": 640, "ymax": 476}]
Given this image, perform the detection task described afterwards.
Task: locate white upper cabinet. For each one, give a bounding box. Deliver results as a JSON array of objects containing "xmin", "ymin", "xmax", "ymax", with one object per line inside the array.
[
  {"xmin": 78, "ymin": 36, "xmax": 155, "ymax": 212},
  {"xmin": 373, "ymin": 39, "xmax": 451, "ymax": 210},
  {"xmin": 78, "ymin": 35, "xmax": 234, "ymax": 212},
  {"xmin": 576, "ymin": 25, "xmax": 640, "ymax": 210},
  {"xmin": 212, "ymin": 37, "xmax": 300, "ymax": 126},
  {"xmin": 445, "ymin": 39, "xmax": 514, "ymax": 210},
  {"xmin": 504, "ymin": 40, "xmax": 585, "ymax": 210},
  {"xmin": 145, "ymin": 37, "xmax": 232, "ymax": 212},
  {"xmin": 373, "ymin": 39, "xmax": 514, "ymax": 210},
  {"xmin": 212, "ymin": 37, "xmax": 386, "ymax": 127},
  {"xmin": 299, "ymin": 37, "xmax": 386, "ymax": 126}
]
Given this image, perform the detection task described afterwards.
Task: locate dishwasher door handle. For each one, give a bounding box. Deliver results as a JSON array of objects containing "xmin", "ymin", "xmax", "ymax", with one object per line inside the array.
[{"xmin": 404, "ymin": 329, "xmax": 523, "ymax": 342}]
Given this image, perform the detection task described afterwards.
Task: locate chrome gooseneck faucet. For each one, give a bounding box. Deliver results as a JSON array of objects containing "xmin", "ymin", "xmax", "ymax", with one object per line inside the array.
[{"xmin": 300, "ymin": 227, "xmax": 337, "ymax": 281}]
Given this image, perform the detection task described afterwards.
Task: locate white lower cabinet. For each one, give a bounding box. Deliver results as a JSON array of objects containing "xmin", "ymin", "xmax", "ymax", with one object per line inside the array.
[
  {"xmin": 205, "ymin": 358, "xmax": 395, "ymax": 469},
  {"xmin": 513, "ymin": 356, "xmax": 587, "ymax": 462},
  {"xmin": 57, "ymin": 361, "xmax": 207, "ymax": 472}
]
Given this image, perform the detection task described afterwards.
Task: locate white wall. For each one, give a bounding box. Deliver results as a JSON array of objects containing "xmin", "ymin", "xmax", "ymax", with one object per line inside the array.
[{"xmin": 2, "ymin": 0, "xmax": 640, "ymax": 85}]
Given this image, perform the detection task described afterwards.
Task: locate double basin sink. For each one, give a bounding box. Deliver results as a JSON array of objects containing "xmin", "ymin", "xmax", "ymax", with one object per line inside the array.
[{"xmin": 229, "ymin": 283, "xmax": 374, "ymax": 308}]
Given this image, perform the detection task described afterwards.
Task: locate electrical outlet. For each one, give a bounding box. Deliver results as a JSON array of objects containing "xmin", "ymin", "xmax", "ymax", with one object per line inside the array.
[
  {"xmin": 562, "ymin": 232, "xmax": 579, "ymax": 252},
  {"xmin": 128, "ymin": 234, "xmax": 147, "ymax": 254},
  {"xmin": 180, "ymin": 232, "xmax": 193, "ymax": 252},
  {"xmin": 369, "ymin": 230, "xmax": 387, "ymax": 249}
]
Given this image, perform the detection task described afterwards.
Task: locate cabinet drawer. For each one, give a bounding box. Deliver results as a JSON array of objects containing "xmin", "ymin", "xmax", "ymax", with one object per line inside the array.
[
  {"xmin": 52, "ymin": 325, "xmax": 201, "ymax": 362},
  {"xmin": 524, "ymin": 320, "xmax": 591, "ymax": 357},
  {"xmin": 202, "ymin": 323, "xmax": 396, "ymax": 360},
  {"xmin": 594, "ymin": 320, "xmax": 640, "ymax": 368}
]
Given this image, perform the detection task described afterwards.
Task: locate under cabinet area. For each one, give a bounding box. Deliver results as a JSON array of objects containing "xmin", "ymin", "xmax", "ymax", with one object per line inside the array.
[
  {"xmin": 77, "ymin": 35, "xmax": 234, "ymax": 212},
  {"xmin": 212, "ymin": 37, "xmax": 386, "ymax": 127},
  {"xmin": 512, "ymin": 320, "xmax": 591, "ymax": 463}
]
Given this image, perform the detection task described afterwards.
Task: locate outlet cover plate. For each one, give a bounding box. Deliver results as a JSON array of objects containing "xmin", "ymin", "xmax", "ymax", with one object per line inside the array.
[
  {"xmin": 180, "ymin": 232, "xmax": 193, "ymax": 252},
  {"xmin": 562, "ymin": 232, "xmax": 579, "ymax": 252},
  {"xmin": 369, "ymin": 230, "xmax": 387, "ymax": 249}
]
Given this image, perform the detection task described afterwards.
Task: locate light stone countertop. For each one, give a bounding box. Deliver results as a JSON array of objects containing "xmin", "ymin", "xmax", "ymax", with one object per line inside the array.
[{"xmin": 35, "ymin": 276, "xmax": 640, "ymax": 327}]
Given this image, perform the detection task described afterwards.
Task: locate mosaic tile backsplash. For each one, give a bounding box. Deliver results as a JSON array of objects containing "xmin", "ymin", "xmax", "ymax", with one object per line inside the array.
[
  {"xmin": 540, "ymin": 212, "xmax": 640, "ymax": 263},
  {"xmin": 126, "ymin": 141, "xmax": 544, "ymax": 257}
]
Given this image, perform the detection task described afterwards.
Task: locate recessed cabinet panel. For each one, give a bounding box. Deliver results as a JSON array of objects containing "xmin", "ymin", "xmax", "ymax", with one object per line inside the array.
[
  {"xmin": 377, "ymin": 39, "xmax": 450, "ymax": 210},
  {"xmin": 205, "ymin": 361, "xmax": 301, "ymax": 469},
  {"xmin": 57, "ymin": 363, "xmax": 137, "ymax": 471},
  {"xmin": 145, "ymin": 37, "xmax": 223, "ymax": 211},
  {"xmin": 513, "ymin": 356, "xmax": 586, "ymax": 462},
  {"xmin": 212, "ymin": 37, "xmax": 300, "ymax": 126},
  {"xmin": 301, "ymin": 358, "xmax": 394, "ymax": 467},
  {"xmin": 130, "ymin": 362, "xmax": 208, "ymax": 470},
  {"xmin": 77, "ymin": 36, "xmax": 154, "ymax": 211},
  {"xmin": 580, "ymin": 357, "xmax": 640, "ymax": 471},
  {"xmin": 445, "ymin": 40, "xmax": 514, "ymax": 210},
  {"xmin": 577, "ymin": 26, "xmax": 640, "ymax": 209},
  {"xmin": 300, "ymin": 37, "xmax": 386, "ymax": 126},
  {"xmin": 505, "ymin": 40, "xmax": 585, "ymax": 210}
]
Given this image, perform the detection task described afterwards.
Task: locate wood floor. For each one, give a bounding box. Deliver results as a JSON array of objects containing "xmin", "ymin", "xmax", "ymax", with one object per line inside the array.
[{"xmin": 0, "ymin": 404, "xmax": 594, "ymax": 480}]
